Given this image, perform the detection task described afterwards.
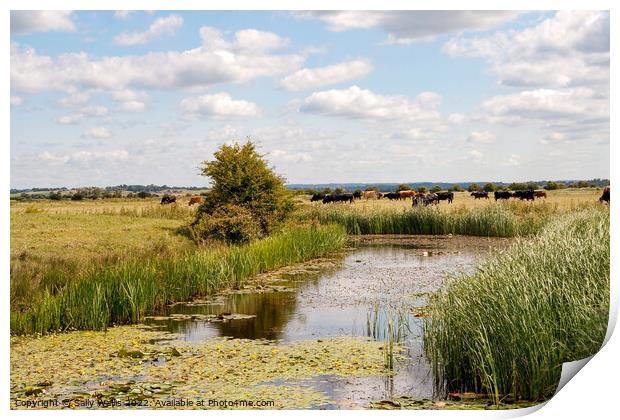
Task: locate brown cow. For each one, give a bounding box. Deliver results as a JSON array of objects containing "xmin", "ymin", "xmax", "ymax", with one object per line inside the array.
[
  {"xmin": 363, "ymin": 191, "xmax": 380, "ymax": 200},
  {"xmin": 534, "ymin": 191, "xmax": 547, "ymax": 199},
  {"xmin": 188, "ymin": 196, "xmax": 203, "ymax": 206},
  {"xmin": 399, "ymin": 190, "xmax": 416, "ymax": 200}
]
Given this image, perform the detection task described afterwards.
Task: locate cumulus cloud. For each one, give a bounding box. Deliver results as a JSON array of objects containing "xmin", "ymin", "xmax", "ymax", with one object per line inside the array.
[
  {"xmin": 296, "ymin": 11, "xmax": 519, "ymax": 43},
  {"xmin": 82, "ymin": 127, "xmax": 112, "ymax": 139},
  {"xmin": 11, "ymin": 11, "xmax": 75, "ymax": 35},
  {"xmin": 11, "ymin": 27, "xmax": 303, "ymax": 94},
  {"xmin": 300, "ymin": 85, "xmax": 441, "ymax": 121},
  {"xmin": 55, "ymin": 106, "xmax": 108, "ymax": 125},
  {"xmin": 180, "ymin": 93, "xmax": 260, "ymax": 120},
  {"xmin": 39, "ymin": 150, "xmax": 128, "ymax": 165},
  {"xmin": 114, "ymin": 14, "xmax": 183, "ymax": 46},
  {"xmin": 467, "ymin": 130, "xmax": 495, "ymax": 143},
  {"xmin": 443, "ymin": 11, "xmax": 609, "ymax": 88},
  {"xmin": 280, "ymin": 59, "xmax": 373, "ymax": 91},
  {"xmin": 114, "ymin": 11, "xmax": 134, "ymax": 20}
]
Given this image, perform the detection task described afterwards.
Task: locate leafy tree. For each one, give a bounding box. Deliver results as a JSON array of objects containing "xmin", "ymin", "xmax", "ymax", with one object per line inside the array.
[
  {"xmin": 137, "ymin": 191, "xmax": 151, "ymax": 199},
  {"xmin": 333, "ymin": 187, "xmax": 345, "ymax": 194},
  {"xmin": 430, "ymin": 185, "xmax": 442, "ymax": 193},
  {"xmin": 192, "ymin": 141, "xmax": 293, "ymax": 243},
  {"xmin": 365, "ymin": 186, "xmax": 379, "ymax": 192},
  {"xmin": 449, "ymin": 184, "xmax": 464, "ymax": 192},
  {"xmin": 322, "ymin": 187, "xmax": 333, "ymax": 194},
  {"xmin": 418, "ymin": 186, "xmax": 428, "ymax": 193},
  {"xmin": 71, "ymin": 192, "xmax": 84, "ymax": 201},
  {"xmin": 467, "ymin": 183, "xmax": 480, "ymax": 192},
  {"xmin": 48, "ymin": 191, "xmax": 62, "ymax": 200},
  {"xmin": 483, "ymin": 183, "xmax": 496, "ymax": 192},
  {"xmin": 396, "ymin": 183, "xmax": 411, "ymax": 192}
]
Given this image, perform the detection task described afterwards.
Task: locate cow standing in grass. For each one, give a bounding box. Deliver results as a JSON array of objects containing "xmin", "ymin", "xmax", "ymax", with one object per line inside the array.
[
  {"xmin": 436, "ymin": 191, "xmax": 454, "ymax": 203},
  {"xmin": 600, "ymin": 187, "xmax": 610, "ymax": 204},
  {"xmin": 534, "ymin": 191, "xmax": 547, "ymax": 199},
  {"xmin": 494, "ymin": 191, "xmax": 512, "ymax": 201},
  {"xmin": 188, "ymin": 196, "xmax": 203, "ymax": 206},
  {"xmin": 161, "ymin": 195, "xmax": 176, "ymax": 204},
  {"xmin": 385, "ymin": 192, "xmax": 400, "ymax": 200},
  {"xmin": 310, "ymin": 193, "xmax": 326, "ymax": 202},
  {"xmin": 471, "ymin": 191, "xmax": 489, "ymax": 200},
  {"xmin": 399, "ymin": 190, "xmax": 416, "ymax": 200},
  {"xmin": 323, "ymin": 193, "xmax": 354, "ymax": 204}
]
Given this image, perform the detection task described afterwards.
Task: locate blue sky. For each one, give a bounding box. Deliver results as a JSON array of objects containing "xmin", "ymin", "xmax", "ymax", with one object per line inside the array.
[{"xmin": 10, "ymin": 10, "xmax": 610, "ymax": 188}]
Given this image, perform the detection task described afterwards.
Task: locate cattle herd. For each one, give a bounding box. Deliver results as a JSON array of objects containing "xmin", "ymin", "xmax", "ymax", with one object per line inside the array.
[
  {"xmin": 157, "ymin": 187, "xmax": 610, "ymax": 206},
  {"xmin": 309, "ymin": 187, "xmax": 611, "ymax": 206}
]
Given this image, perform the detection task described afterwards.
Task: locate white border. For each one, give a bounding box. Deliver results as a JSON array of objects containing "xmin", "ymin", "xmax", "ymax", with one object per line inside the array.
[{"xmin": 4, "ymin": 1, "xmax": 616, "ymax": 420}]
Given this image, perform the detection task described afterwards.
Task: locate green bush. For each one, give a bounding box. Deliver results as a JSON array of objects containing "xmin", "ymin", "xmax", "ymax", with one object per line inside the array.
[
  {"xmin": 192, "ymin": 204, "xmax": 261, "ymax": 243},
  {"xmin": 193, "ymin": 141, "xmax": 293, "ymax": 243}
]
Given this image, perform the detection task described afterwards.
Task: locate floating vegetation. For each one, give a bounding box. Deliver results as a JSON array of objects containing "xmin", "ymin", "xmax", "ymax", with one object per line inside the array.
[
  {"xmin": 369, "ymin": 396, "xmax": 541, "ymax": 410},
  {"xmin": 11, "ymin": 325, "xmax": 389, "ymax": 409}
]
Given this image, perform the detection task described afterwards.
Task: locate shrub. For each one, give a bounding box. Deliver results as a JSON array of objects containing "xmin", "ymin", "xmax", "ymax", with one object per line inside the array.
[
  {"xmin": 193, "ymin": 141, "xmax": 293, "ymax": 243},
  {"xmin": 192, "ymin": 204, "xmax": 262, "ymax": 243},
  {"xmin": 71, "ymin": 192, "xmax": 84, "ymax": 201}
]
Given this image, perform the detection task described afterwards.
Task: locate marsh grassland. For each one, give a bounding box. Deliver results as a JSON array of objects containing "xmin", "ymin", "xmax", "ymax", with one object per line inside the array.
[{"xmin": 10, "ymin": 188, "xmax": 609, "ymax": 409}]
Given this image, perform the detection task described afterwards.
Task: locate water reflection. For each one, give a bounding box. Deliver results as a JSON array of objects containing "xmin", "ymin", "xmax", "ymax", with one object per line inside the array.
[{"xmin": 144, "ymin": 237, "xmax": 505, "ymax": 406}]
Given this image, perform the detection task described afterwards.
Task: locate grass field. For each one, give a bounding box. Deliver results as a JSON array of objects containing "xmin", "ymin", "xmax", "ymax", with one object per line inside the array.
[{"xmin": 294, "ymin": 189, "xmax": 604, "ymax": 237}]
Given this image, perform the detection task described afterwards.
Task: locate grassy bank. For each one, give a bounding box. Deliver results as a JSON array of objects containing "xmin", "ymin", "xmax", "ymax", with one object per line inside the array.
[
  {"xmin": 297, "ymin": 204, "xmax": 557, "ymax": 237},
  {"xmin": 423, "ymin": 208, "xmax": 610, "ymax": 402},
  {"xmin": 11, "ymin": 224, "xmax": 347, "ymax": 335}
]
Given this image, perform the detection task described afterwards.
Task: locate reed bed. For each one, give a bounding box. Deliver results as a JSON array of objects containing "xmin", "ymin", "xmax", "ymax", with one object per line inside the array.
[
  {"xmin": 11, "ymin": 224, "xmax": 347, "ymax": 335},
  {"xmin": 297, "ymin": 204, "xmax": 553, "ymax": 237},
  {"xmin": 423, "ymin": 208, "xmax": 610, "ymax": 402}
]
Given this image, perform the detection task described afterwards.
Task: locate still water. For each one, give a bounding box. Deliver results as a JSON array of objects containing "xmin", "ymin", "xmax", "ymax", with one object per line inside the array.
[{"xmin": 146, "ymin": 236, "xmax": 505, "ymax": 408}]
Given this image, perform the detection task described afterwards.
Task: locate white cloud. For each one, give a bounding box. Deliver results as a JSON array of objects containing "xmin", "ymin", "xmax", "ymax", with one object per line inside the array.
[
  {"xmin": 39, "ymin": 150, "xmax": 128, "ymax": 164},
  {"xmin": 11, "ymin": 27, "xmax": 303, "ymax": 93},
  {"xmin": 114, "ymin": 11, "xmax": 134, "ymax": 20},
  {"xmin": 57, "ymin": 91, "xmax": 92, "ymax": 108},
  {"xmin": 447, "ymin": 113, "xmax": 466, "ymax": 124},
  {"xmin": 297, "ymin": 11, "xmax": 519, "ymax": 44},
  {"xmin": 468, "ymin": 150, "xmax": 484, "ymax": 163},
  {"xmin": 11, "ymin": 11, "xmax": 75, "ymax": 35},
  {"xmin": 300, "ymin": 85, "xmax": 441, "ymax": 121},
  {"xmin": 82, "ymin": 127, "xmax": 112, "ymax": 139},
  {"xmin": 120, "ymin": 101, "xmax": 146, "ymax": 112},
  {"xmin": 56, "ymin": 114, "xmax": 83, "ymax": 125},
  {"xmin": 443, "ymin": 11, "xmax": 609, "ymax": 88},
  {"xmin": 270, "ymin": 149, "xmax": 312, "ymax": 163},
  {"xmin": 81, "ymin": 106, "xmax": 109, "ymax": 117},
  {"xmin": 280, "ymin": 59, "xmax": 373, "ymax": 91},
  {"xmin": 11, "ymin": 96, "xmax": 23, "ymax": 106},
  {"xmin": 179, "ymin": 93, "xmax": 260, "ymax": 120},
  {"xmin": 114, "ymin": 14, "xmax": 183, "ymax": 46},
  {"xmin": 506, "ymin": 154, "xmax": 521, "ymax": 166},
  {"xmin": 55, "ymin": 106, "xmax": 108, "ymax": 125},
  {"xmin": 467, "ymin": 130, "xmax": 495, "ymax": 144}
]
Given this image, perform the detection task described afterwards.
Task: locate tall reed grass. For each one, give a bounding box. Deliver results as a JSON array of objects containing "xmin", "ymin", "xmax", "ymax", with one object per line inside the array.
[
  {"xmin": 298, "ymin": 204, "xmax": 550, "ymax": 237},
  {"xmin": 423, "ymin": 208, "xmax": 609, "ymax": 402},
  {"xmin": 11, "ymin": 224, "xmax": 347, "ymax": 335}
]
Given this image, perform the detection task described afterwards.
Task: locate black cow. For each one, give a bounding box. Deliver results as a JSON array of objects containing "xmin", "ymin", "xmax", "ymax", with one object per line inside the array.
[
  {"xmin": 323, "ymin": 193, "xmax": 354, "ymax": 204},
  {"xmin": 160, "ymin": 195, "xmax": 177, "ymax": 204},
  {"xmin": 384, "ymin": 192, "xmax": 400, "ymax": 200},
  {"xmin": 436, "ymin": 191, "xmax": 454, "ymax": 203},
  {"xmin": 310, "ymin": 193, "xmax": 326, "ymax": 202},
  {"xmin": 353, "ymin": 190, "xmax": 363, "ymax": 200},
  {"xmin": 600, "ymin": 187, "xmax": 610, "ymax": 204},
  {"xmin": 494, "ymin": 191, "xmax": 512, "ymax": 201},
  {"xmin": 471, "ymin": 191, "xmax": 489, "ymax": 199},
  {"xmin": 512, "ymin": 190, "xmax": 535, "ymax": 201}
]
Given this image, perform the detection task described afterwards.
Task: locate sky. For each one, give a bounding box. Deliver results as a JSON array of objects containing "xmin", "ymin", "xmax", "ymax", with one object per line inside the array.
[{"xmin": 9, "ymin": 10, "xmax": 610, "ymax": 188}]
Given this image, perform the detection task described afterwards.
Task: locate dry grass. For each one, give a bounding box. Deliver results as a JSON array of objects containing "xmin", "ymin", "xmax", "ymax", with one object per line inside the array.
[{"xmin": 296, "ymin": 188, "xmax": 603, "ymax": 213}]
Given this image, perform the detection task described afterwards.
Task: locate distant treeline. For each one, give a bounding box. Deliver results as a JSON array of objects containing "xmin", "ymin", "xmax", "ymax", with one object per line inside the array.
[
  {"xmin": 10, "ymin": 184, "xmax": 208, "ymax": 194},
  {"xmin": 10, "ymin": 179, "xmax": 609, "ymax": 198},
  {"xmin": 287, "ymin": 179, "xmax": 610, "ymax": 195}
]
